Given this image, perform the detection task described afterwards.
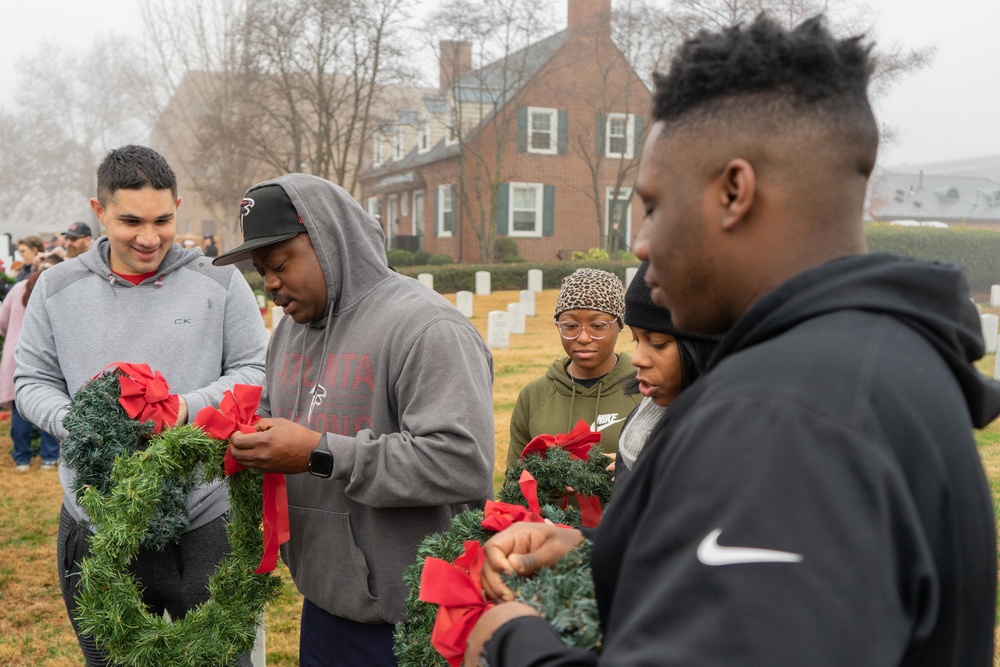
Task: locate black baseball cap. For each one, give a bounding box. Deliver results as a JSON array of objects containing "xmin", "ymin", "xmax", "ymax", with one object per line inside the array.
[
  {"xmin": 65, "ymin": 222, "xmax": 92, "ymax": 239},
  {"xmin": 213, "ymin": 184, "xmax": 306, "ymax": 266}
]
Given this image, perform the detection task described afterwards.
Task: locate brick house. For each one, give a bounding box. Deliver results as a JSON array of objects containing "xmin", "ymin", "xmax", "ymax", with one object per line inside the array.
[{"xmin": 358, "ymin": 0, "xmax": 651, "ymax": 263}]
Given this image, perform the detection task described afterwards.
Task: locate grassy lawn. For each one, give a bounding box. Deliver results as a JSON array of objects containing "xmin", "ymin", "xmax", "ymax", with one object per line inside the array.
[{"xmin": 1, "ymin": 289, "xmax": 998, "ymax": 663}]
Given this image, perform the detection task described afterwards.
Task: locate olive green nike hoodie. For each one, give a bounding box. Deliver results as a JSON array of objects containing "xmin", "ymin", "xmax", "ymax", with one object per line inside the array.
[{"xmin": 506, "ymin": 353, "xmax": 641, "ymax": 470}]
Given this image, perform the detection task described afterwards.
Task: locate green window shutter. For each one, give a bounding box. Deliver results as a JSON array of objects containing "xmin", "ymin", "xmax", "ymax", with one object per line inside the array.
[
  {"xmin": 542, "ymin": 185, "xmax": 555, "ymax": 237},
  {"xmin": 558, "ymin": 110, "xmax": 568, "ymax": 154},
  {"xmin": 433, "ymin": 187, "xmax": 439, "ymax": 237},
  {"xmin": 633, "ymin": 115, "xmax": 646, "ymax": 157},
  {"xmin": 517, "ymin": 107, "xmax": 528, "ymax": 153},
  {"xmin": 447, "ymin": 186, "xmax": 456, "ymax": 234},
  {"xmin": 595, "ymin": 112, "xmax": 604, "ymax": 157},
  {"xmin": 496, "ymin": 183, "xmax": 510, "ymax": 236}
]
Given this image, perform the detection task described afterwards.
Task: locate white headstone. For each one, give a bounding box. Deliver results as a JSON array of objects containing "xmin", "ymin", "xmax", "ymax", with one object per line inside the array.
[
  {"xmin": 456, "ymin": 291, "xmax": 474, "ymax": 318},
  {"xmin": 992, "ymin": 285, "xmax": 1000, "ymax": 307},
  {"xmin": 519, "ymin": 289, "xmax": 536, "ymax": 317},
  {"xmin": 507, "ymin": 303, "xmax": 526, "ymax": 334},
  {"xmin": 418, "ymin": 273, "xmax": 434, "ymax": 290},
  {"xmin": 475, "ymin": 271, "xmax": 492, "ymax": 296},
  {"xmin": 625, "ymin": 266, "xmax": 638, "ymax": 290},
  {"xmin": 255, "ymin": 293, "xmax": 266, "ymax": 309},
  {"xmin": 981, "ymin": 314, "xmax": 999, "ymax": 354},
  {"xmin": 487, "ymin": 311, "xmax": 510, "ymax": 348},
  {"xmin": 271, "ymin": 305, "xmax": 285, "ymax": 331},
  {"xmin": 527, "ymin": 268, "xmax": 543, "ymax": 293}
]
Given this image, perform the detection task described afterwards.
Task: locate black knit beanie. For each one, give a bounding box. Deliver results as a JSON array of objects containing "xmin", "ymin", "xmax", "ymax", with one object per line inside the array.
[{"xmin": 624, "ymin": 262, "xmax": 722, "ymax": 342}]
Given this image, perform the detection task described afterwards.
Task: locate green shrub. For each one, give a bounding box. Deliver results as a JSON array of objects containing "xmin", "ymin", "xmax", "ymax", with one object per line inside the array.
[
  {"xmin": 412, "ymin": 250, "xmax": 431, "ymax": 265},
  {"xmin": 571, "ymin": 248, "xmax": 610, "ymax": 261},
  {"xmin": 865, "ymin": 223, "xmax": 1000, "ymax": 294},
  {"xmin": 242, "ymin": 270, "xmax": 263, "ymax": 293},
  {"xmin": 387, "ymin": 249, "xmax": 415, "ymax": 267},
  {"xmin": 426, "ymin": 254, "xmax": 454, "ymax": 266},
  {"xmin": 616, "ymin": 250, "xmax": 638, "ymax": 262},
  {"xmin": 493, "ymin": 237, "xmax": 521, "ymax": 263}
]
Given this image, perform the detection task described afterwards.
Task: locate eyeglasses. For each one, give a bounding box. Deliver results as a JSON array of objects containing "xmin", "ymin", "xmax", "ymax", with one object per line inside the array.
[{"xmin": 555, "ymin": 320, "xmax": 617, "ymax": 340}]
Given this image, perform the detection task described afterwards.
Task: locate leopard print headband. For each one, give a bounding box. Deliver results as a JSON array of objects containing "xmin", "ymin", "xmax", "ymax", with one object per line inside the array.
[{"xmin": 554, "ymin": 268, "xmax": 625, "ymax": 324}]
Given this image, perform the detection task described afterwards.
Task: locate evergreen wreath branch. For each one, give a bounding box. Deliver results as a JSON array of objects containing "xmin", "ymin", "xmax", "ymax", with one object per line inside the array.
[{"xmin": 64, "ymin": 370, "xmax": 281, "ymax": 667}]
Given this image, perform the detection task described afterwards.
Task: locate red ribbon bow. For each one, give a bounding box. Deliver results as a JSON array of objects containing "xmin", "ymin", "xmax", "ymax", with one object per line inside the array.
[
  {"xmin": 105, "ymin": 362, "xmax": 179, "ymax": 434},
  {"xmin": 519, "ymin": 418, "xmax": 602, "ymax": 461},
  {"xmin": 418, "ymin": 541, "xmax": 494, "ymax": 666},
  {"xmin": 194, "ymin": 384, "xmax": 290, "ymax": 574},
  {"xmin": 481, "ymin": 470, "xmax": 545, "ymax": 532},
  {"xmin": 519, "ymin": 419, "xmax": 605, "ymax": 528}
]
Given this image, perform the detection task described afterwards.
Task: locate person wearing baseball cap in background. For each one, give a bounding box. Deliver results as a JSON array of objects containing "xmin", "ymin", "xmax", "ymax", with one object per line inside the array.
[
  {"xmin": 505, "ymin": 267, "xmax": 641, "ymax": 473},
  {"xmin": 64, "ymin": 221, "xmax": 93, "ymax": 258},
  {"xmin": 214, "ymin": 174, "xmax": 495, "ymax": 666}
]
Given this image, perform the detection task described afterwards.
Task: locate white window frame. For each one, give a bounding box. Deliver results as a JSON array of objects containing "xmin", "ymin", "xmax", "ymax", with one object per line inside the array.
[
  {"xmin": 437, "ymin": 184, "xmax": 454, "ymax": 238},
  {"xmin": 508, "ymin": 182, "xmax": 545, "ymax": 238},
  {"xmin": 366, "ymin": 196, "xmax": 382, "ymax": 222},
  {"xmin": 418, "ymin": 118, "xmax": 431, "ymax": 153},
  {"xmin": 393, "ymin": 126, "xmax": 404, "ymax": 160},
  {"xmin": 605, "ymin": 186, "xmax": 632, "ymax": 249},
  {"xmin": 605, "ymin": 113, "xmax": 635, "ymax": 159},
  {"xmin": 372, "ymin": 135, "xmax": 384, "ymax": 165},
  {"xmin": 413, "ymin": 190, "xmax": 425, "ymax": 238},
  {"xmin": 527, "ymin": 107, "xmax": 558, "ymax": 155}
]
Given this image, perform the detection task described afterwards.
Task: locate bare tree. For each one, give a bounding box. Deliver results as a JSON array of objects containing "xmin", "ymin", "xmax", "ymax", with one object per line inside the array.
[
  {"xmin": 0, "ymin": 39, "xmax": 147, "ymax": 231},
  {"xmin": 137, "ymin": 0, "xmax": 416, "ymax": 246},
  {"xmin": 425, "ymin": 0, "xmax": 556, "ymax": 263},
  {"xmin": 617, "ymin": 0, "xmax": 934, "ymax": 158}
]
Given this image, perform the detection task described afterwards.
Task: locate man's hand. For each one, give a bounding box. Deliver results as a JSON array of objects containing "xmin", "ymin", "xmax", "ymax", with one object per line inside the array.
[
  {"xmin": 228, "ymin": 418, "xmax": 322, "ymax": 474},
  {"xmin": 464, "ymin": 602, "xmax": 539, "ymax": 665},
  {"xmin": 175, "ymin": 396, "xmax": 188, "ymax": 426},
  {"xmin": 480, "ymin": 522, "xmax": 584, "ymax": 603}
]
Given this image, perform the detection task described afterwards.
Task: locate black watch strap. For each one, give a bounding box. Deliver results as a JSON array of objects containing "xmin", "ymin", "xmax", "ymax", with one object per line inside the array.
[{"xmin": 308, "ymin": 434, "xmax": 334, "ymax": 478}]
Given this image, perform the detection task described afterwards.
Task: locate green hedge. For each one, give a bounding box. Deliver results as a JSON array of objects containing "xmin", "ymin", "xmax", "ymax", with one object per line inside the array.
[
  {"xmin": 395, "ymin": 260, "xmax": 641, "ymax": 294},
  {"xmin": 866, "ymin": 223, "xmax": 1000, "ymax": 294}
]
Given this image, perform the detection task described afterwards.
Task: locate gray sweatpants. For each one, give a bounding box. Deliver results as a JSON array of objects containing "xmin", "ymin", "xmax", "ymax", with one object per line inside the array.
[{"xmin": 57, "ymin": 505, "xmax": 253, "ymax": 667}]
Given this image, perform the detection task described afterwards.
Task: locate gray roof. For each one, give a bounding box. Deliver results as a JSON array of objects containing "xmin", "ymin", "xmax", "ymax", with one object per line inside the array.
[
  {"xmin": 868, "ymin": 172, "xmax": 1000, "ymax": 223},
  {"xmin": 362, "ymin": 30, "xmax": 571, "ymax": 179}
]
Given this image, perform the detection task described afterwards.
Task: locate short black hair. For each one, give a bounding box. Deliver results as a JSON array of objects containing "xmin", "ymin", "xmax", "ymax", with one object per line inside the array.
[
  {"xmin": 96, "ymin": 144, "xmax": 177, "ymax": 206},
  {"xmin": 652, "ymin": 15, "xmax": 878, "ymax": 171}
]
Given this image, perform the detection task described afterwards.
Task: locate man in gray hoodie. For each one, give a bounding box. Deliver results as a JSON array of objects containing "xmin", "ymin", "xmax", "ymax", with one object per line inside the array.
[
  {"xmin": 215, "ymin": 174, "xmax": 495, "ymax": 666},
  {"xmin": 14, "ymin": 145, "xmax": 267, "ymax": 667}
]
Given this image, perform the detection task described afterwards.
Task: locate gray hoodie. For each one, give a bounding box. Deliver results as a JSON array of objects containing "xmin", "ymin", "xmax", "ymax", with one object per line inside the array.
[
  {"xmin": 257, "ymin": 173, "xmax": 495, "ymax": 624},
  {"xmin": 14, "ymin": 238, "xmax": 268, "ymax": 529}
]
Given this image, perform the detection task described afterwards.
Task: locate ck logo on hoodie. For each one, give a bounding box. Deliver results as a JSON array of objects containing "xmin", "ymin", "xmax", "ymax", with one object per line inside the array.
[{"xmin": 272, "ymin": 351, "xmax": 375, "ymax": 436}]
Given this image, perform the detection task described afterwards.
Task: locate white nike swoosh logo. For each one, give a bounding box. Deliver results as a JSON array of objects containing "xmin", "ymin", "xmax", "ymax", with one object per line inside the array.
[
  {"xmin": 590, "ymin": 417, "xmax": 627, "ymax": 432},
  {"xmin": 697, "ymin": 528, "xmax": 803, "ymax": 566}
]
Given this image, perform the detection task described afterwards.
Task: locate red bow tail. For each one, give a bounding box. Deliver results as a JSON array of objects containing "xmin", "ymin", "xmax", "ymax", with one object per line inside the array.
[{"xmin": 418, "ymin": 541, "xmax": 493, "ymax": 666}]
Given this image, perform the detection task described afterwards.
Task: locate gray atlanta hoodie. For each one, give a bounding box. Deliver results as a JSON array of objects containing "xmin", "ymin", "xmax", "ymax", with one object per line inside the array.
[
  {"xmin": 14, "ymin": 238, "xmax": 268, "ymax": 529},
  {"xmin": 256, "ymin": 173, "xmax": 495, "ymax": 624}
]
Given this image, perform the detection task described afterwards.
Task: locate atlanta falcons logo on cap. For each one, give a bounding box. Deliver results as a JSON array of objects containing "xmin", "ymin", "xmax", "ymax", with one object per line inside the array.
[{"xmin": 239, "ymin": 197, "xmax": 255, "ymax": 235}]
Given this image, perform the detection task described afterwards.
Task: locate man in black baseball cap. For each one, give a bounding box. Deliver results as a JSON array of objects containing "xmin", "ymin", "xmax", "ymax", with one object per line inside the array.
[
  {"xmin": 64, "ymin": 221, "xmax": 93, "ymax": 258},
  {"xmin": 212, "ymin": 185, "xmax": 304, "ymax": 266}
]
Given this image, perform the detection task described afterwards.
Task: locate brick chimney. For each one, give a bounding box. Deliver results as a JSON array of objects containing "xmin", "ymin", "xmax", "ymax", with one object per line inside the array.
[
  {"xmin": 439, "ymin": 40, "xmax": 472, "ymax": 92},
  {"xmin": 567, "ymin": 0, "xmax": 611, "ymax": 37}
]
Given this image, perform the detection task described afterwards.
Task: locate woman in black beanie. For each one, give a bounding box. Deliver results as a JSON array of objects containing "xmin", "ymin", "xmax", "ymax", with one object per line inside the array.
[{"xmin": 615, "ymin": 262, "xmax": 722, "ymax": 489}]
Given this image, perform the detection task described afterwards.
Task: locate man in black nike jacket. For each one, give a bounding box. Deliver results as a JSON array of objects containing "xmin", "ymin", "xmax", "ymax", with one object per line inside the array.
[{"xmin": 466, "ymin": 14, "xmax": 1000, "ymax": 667}]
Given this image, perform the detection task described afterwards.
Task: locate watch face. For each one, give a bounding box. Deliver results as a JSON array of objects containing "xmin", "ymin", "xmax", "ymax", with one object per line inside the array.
[{"xmin": 309, "ymin": 449, "xmax": 334, "ymax": 477}]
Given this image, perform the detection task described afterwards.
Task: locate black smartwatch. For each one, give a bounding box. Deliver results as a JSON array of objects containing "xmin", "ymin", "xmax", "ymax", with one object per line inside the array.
[{"xmin": 308, "ymin": 435, "xmax": 334, "ymax": 478}]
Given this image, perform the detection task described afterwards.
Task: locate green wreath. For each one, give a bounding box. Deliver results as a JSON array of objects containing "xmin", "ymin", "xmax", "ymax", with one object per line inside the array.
[
  {"xmin": 66, "ymin": 371, "xmax": 282, "ymax": 667},
  {"xmin": 498, "ymin": 444, "xmax": 615, "ymax": 509},
  {"xmin": 394, "ymin": 503, "xmax": 603, "ymax": 665}
]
